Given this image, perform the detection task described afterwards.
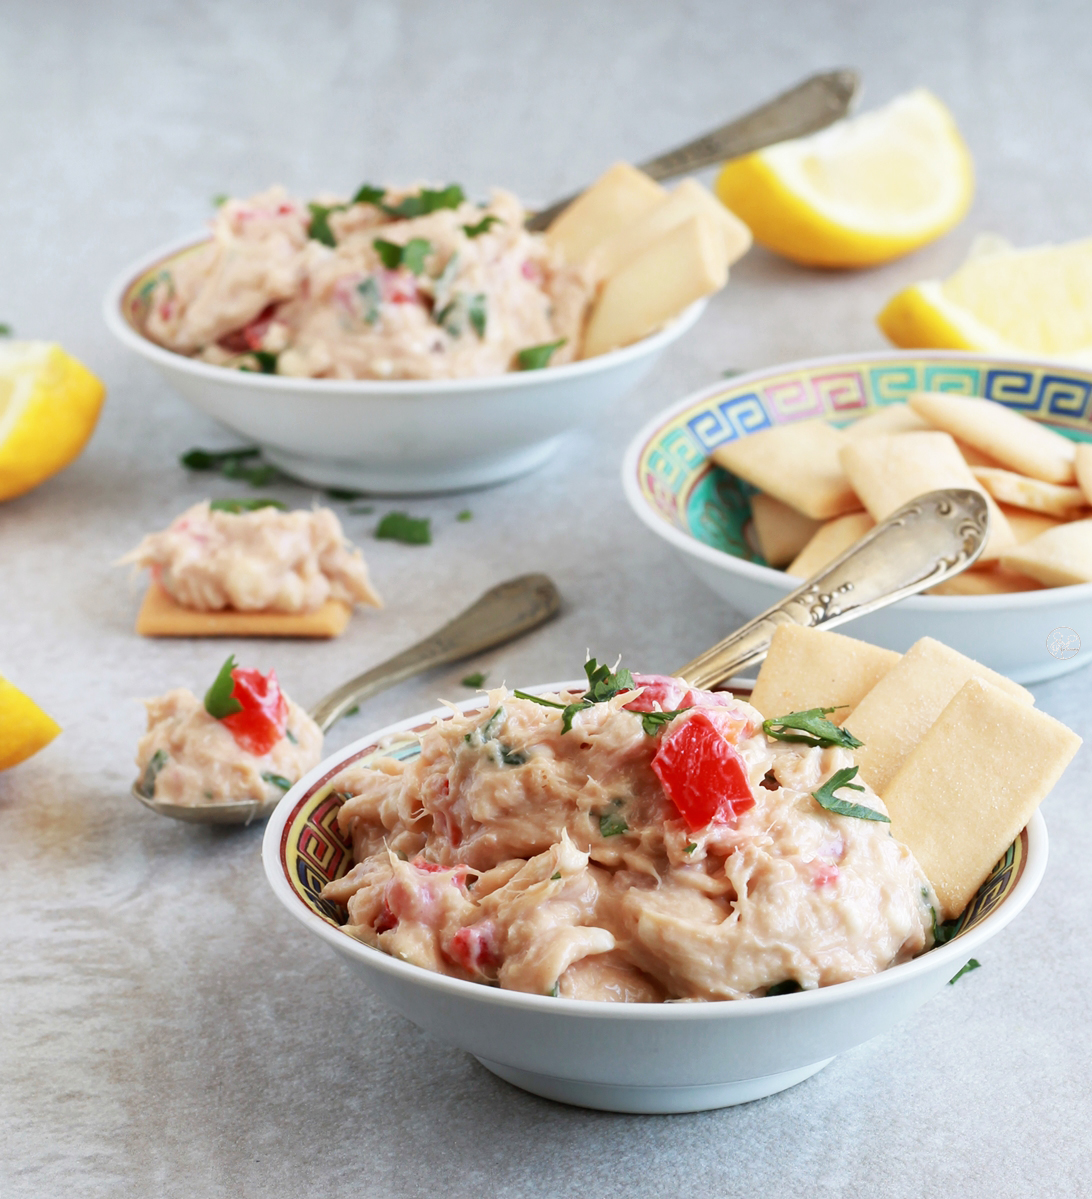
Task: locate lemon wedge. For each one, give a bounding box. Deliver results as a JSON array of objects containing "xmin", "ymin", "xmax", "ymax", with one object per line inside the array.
[
  {"xmin": 715, "ymin": 89, "xmax": 974, "ymax": 268},
  {"xmin": 0, "ymin": 675, "xmax": 61, "ymax": 771},
  {"xmin": 0, "ymin": 341, "xmax": 106, "ymax": 502},
  {"xmin": 878, "ymin": 236, "xmax": 1092, "ymax": 364}
]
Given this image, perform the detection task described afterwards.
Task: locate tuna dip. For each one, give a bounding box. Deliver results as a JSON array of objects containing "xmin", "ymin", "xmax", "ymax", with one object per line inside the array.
[
  {"xmin": 322, "ymin": 660, "xmax": 937, "ymax": 1002},
  {"xmin": 137, "ymin": 183, "xmax": 593, "ymax": 379},
  {"xmin": 120, "ymin": 499, "xmax": 382, "ymax": 613},
  {"xmin": 136, "ymin": 656, "xmax": 322, "ymax": 807}
]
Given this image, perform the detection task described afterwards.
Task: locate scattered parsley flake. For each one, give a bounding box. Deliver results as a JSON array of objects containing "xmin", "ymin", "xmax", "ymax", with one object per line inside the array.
[
  {"xmin": 137, "ymin": 749, "xmax": 168, "ymax": 798},
  {"xmin": 352, "ymin": 184, "xmax": 387, "ymax": 206},
  {"xmin": 285, "ymin": 729, "xmax": 298, "ymax": 744},
  {"xmin": 517, "ymin": 339, "xmax": 566, "ymax": 370},
  {"xmin": 181, "ymin": 446, "xmax": 261, "ymax": 471},
  {"xmin": 683, "ymin": 842, "xmax": 697, "ymax": 855},
  {"xmin": 811, "ymin": 766, "xmax": 890, "ymax": 822},
  {"xmin": 357, "ymin": 276, "xmax": 382, "ymax": 324},
  {"xmin": 307, "ymin": 202, "xmax": 346, "ymax": 246},
  {"xmin": 0, "ymin": 323, "xmax": 12, "ymax": 336},
  {"xmin": 239, "ymin": 350, "xmax": 279, "ymax": 374},
  {"xmin": 932, "ymin": 907, "xmax": 964, "ymax": 946},
  {"xmin": 373, "ymin": 238, "xmax": 404, "ymax": 269},
  {"xmin": 763, "ymin": 707, "xmax": 862, "ymax": 749},
  {"xmin": 949, "ymin": 959, "xmax": 981, "ymax": 985},
  {"xmin": 349, "ymin": 504, "xmax": 375, "ymax": 515},
  {"xmin": 262, "ymin": 772, "xmax": 293, "ymax": 792},
  {"xmin": 462, "ymin": 672, "xmax": 487, "ymax": 688},
  {"xmin": 373, "ymin": 237, "xmax": 432, "ymax": 275},
  {"xmin": 639, "ymin": 708, "xmax": 691, "ymax": 736},
  {"xmin": 383, "ymin": 184, "xmax": 465, "ymax": 219},
  {"xmin": 462, "ymin": 215, "xmax": 502, "ymax": 238},
  {"xmin": 344, "ymin": 705, "xmax": 360, "ymax": 717},
  {"xmin": 468, "ymin": 293, "xmax": 487, "ymax": 338},
  {"xmin": 765, "ymin": 980, "xmax": 803, "ymax": 996},
  {"xmin": 549, "ymin": 980, "xmax": 560, "ymax": 998},
  {"xmin": 456, "ymin": 509, "xmax": 472, "ymax": 522},
  {"xmin": 204, "ymin": 655, "xmax": 243, "ymax": 720},
  {"xmin": 376, "ymin": 511, "xmax": 431, "ymax": 545},
  {"xmin": 325, "ymin": 486, "xmax": 370, "ymax": 501},
  {"xmin": 212, "ymin": 194, "xmax": 229, "ymax": 207},
  {"xmin": 550, "ymin": 871, "xmax": 562, "ymax": 881},
  {"xmin": 209, "ymin": 498, "xmax": 287, "ymax": 514},
  {"xmin": 598, "ymin": 802, "xmax": 628, "ymax": 837},
  {"xmin": 515, "ymin": 658, "xmax": 636, "ymax": 734}
]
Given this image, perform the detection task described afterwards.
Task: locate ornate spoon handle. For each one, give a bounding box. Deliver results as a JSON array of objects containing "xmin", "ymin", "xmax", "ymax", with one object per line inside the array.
[
  {"xmin": 526, "ymin": 68, "xmax": 859, "ymax": 231},
  {"xmin": 676, "ymin": 489, "xmax": 988, "ymax": 688}
]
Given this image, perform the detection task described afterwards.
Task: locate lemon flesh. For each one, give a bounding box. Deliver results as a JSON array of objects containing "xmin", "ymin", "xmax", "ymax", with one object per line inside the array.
[
  {"xmin": 879, "ymin": 237, "xmax": 1092, "ymax": 364},
  {"xmin": 715, "ymin": 89, "xmax": 974, "ymax": 268},
  {"xmin": 0, "ymin": 675, "xmax": 61, "ymax": 771},
  {"xmin": 0, "ymin": 341, "xmax": 106, "ymax": 502}
]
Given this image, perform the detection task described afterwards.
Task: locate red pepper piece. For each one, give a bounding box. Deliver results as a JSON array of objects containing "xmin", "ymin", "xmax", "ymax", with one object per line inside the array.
[
  {"xmin": 651, "ymin": 711, "xmax": 755, "ymax": 831},
  {"xmin": 220, "ymin": 666, "xmax": 288, "ymax": 755}
]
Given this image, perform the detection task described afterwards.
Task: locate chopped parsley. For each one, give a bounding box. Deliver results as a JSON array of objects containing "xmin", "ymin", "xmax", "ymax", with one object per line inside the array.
[
  {"xmin": 285, "ymin": 729, "xmax": 298, "ymax": 744},
  {"xmin": 683, "ymin": 842, "xmax": 697, "ymax": 855},
  {"xmin": 549, "ymin": 980, "xmax": 560, "ymax": 998},
  {"xmin": 383, "ymin": 184, "xmax": 465, "ymax": 219},
  {"xmin": 462, "ymin": 671, "xmax": 487, "ymax": 688},
  {"xmin": 456, "ymin": 509, "xmax": 473, "ymax": 522},
  {"xmin": 262, "ymin": 772, "xmax": 293, "ymax": 791},
  {"xmin": 517, "ymin": 339, "xmax": 566, "ymax": 370},
  {"xmin": 344, "ymin": 705, "xmax": 360, "ymax": 717},
  {"xmin": 465, "ymin": 706, "xmax": 525, "ymax": 765},
  {"xmin": 348, "ymin": 504, "xmax": 375, "ymax": 515},
  {"xmin": 373, "ymin": 237, "xmax": 432, "ymax": 275},
  {"xmin": 212, "ymin": 194, "xmax": 229, "ymax": 207},
  {"xmin": 462, "ymin": 215, "xmax": 502, "ymax": 238},
  {"xmin": 501, "ymin": 747, "xmax": 527, "ymax": 766},
  {"xmin": 932, "ymin": 907, "xmax": 964, "ymax": 946},
  {"xmin": 204, "ymin": 655, "xmax": 243, "ymax": 720},
  {"xmin": 763, "ymin": 707, "xmax": 862, "ymax": 749},
  {"xmin": 598, "ymin": 801, "xmax": 628, "ymax": 837},
  {"xmin": 352, "ymin": 184, "xmax": 387, "ymax": 206},
  {"xmin": 375, "ymin": 511, "xmax": 431, "ymax": 545},
  {"xmin": 181, "ymin": 446, "xmax": 261, "ymax": 471},
  {"xmin": 515, "ymin": 657, "xmax": 636, "ymax": 734},
  {"xmin": 325, "ymin": 486, "xmax": 370, "ymax": 500},
  {"xmin": 221, "ymin": 458, "xmax": 283, "ymax": 486},
  {"xmin": 437, "ymin": 292, "xmax": 487, "ymax": 339},
  {"xmin": 638, "ymin": 708, "xmax": 691, "ymax": 736},
  {"xmin": 550, "ymin": 871, "xmax": 562, "ymax": 881},
  {"xmin": 811, "ymin": 766, "xmax": 890, "ymax": 823},
  {"xmin": 136, "ymin": 749, "xmax": 168, "ymax": 798},
  {"xmin": 239, "ymin": 350, "xmax": 279, "ymax": 374},
  {"xmin": 307, "ymin": 202, "xmax": 346, "ymax": 246},
  {"xmin": 357, "ymin": 276, "xmax": 382, "ymax": 324},
  {"xmin": 209, "ymin": 497, "xmax": 287, "ymax": 514},
  {"xmin": 949, "ymin": 959, "xmax": 980, "ymax": 985},
  {"xmin": 0, "ymin": 323, "xmax": 12, "ymax": 336},
  {"xmin": 765, "ymin": 980, "xmax": 803, "ymax": 996}
]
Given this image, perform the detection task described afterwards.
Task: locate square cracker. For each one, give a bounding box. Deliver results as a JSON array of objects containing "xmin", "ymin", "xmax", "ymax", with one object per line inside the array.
[
  {"xmin": 883, "ymin": 677, "xmax": 1080, "ymax": 919},
  {"xmin": 136, "ymin": 582, "xmax": 352, "ymax": 638},
  {"xmin": 847, "ymin": 636, "xmax": 1033, "ymax": 796},
  {"xmin": 908, "ymin": 390, "xmax": 1076, "ymax": 484},
  {"xmin": 999, "ymin": 519, "xmax": 1092, "ymax": 586},
  {"xmin": 712, "ymin": 421, "xmax": 859, "ymax": 521},
  {"xmin": 971, "ymin": 466, "xmax": 1088, "ymax": 519},
  {"xmin": 843, "ymin": 404, "xmax": 933, "ymax": 439},
  {"xmin": 997, "ymin": 502, "xmax": 1064, "ymax": 544},
  {"xmin": 787, "ymin": 511, "xmax": 875, "ymax": 578},
  {"xmin": 926, "ymin": 566, "xmax": 1043, "ymax": 596},
  {"xmin": 1074, "ymin": 442, "xmax": 1092, "ymax": 504},
  {"xmin": 750, "ymin": 625, "xmax": 900, "ymax": 724},
  {"xmin": 750, "ymin": 493, "xmax": 821, "ymax": 567},
  {"xmin": 839, "ymin": 431, "xmax": 1015, "ymax": 561}
]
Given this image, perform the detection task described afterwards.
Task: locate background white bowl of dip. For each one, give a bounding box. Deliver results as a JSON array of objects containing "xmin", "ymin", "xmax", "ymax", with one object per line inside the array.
[
  {"xmin": 621, "ymin": 350, "xmax": 1092, "ymax": 684},
  {"xmin": 104, "ymin": 235, "xmax": 707, "ymax": 495},
  {"xmin": 262, "ymin": 685, "xmax": 1047, "ymax": 1115}
]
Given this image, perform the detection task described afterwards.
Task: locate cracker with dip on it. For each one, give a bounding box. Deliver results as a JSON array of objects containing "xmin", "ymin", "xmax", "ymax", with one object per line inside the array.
[{"xmin": 119, "ymin": 499, "xmax": 382, "ymax": 638}]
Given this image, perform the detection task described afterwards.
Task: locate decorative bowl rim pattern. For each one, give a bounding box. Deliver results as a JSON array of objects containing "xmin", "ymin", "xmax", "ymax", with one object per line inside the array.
[
  {"xmin": 621, "ymin": 349, "xmax": 1092, "ymax": 610},
  {"xmin": 102, "ymin": 232, "xmax": 708, "ymax": 396},
  {"xmin": 261, "ymin": 680, "xmax": 1047, "ymax": 1020}
]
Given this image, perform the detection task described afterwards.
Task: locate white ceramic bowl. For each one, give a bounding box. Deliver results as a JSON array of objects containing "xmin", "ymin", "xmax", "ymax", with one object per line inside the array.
[
  {"xmin": 622, "ymin": 350, "xmax": 1092, "ymax": 684},
  {"xmin": 104, "ymin": 234, "xmax": 706, "ymax": 494},
  {"xmin": 262, "ymin": 684, "xmax": 1047, "ymax": 1114}
]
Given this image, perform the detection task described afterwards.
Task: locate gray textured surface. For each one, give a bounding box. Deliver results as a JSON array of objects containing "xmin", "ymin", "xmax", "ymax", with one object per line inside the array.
[{"xmin": 3, "ymin": 1, "xmax": 1092, "ymax": 1195}]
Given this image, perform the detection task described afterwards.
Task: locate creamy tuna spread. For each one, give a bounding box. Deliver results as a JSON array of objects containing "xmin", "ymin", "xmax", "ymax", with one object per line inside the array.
[
  {"xmin": 322, "ymin": 664, "xmax": 936, "ymax": 1002},
  {"xmin": 136, "ymin": 658, "xmax": 322, "ymax": 807},
  {"xmin": 121, "ymin": 501, "xmax": 382, "ymax": 613},
  {"xmin": 138, "ymin": 184, "xmax": 593, "ymax": 380}
]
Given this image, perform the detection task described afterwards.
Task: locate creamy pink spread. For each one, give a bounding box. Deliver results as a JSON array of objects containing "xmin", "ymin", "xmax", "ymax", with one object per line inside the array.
[
  {"xmin": 141, "ymin": 185, "xmax": 593, "ymax": 379},
  {"xmin": 135, "ymin": 687, "xmax": 322, "ymax": 806},
  {"xmin": 121, "ymin": 501, "xmax": 382, "ymax": 613},
  {"xmin": 322, "ymin": 676, "xmax": 936, "ymax": 1002}
]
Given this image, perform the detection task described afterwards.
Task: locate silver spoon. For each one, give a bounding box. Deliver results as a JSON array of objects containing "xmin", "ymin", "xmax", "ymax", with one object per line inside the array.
[
  {"xmin": 526, "ymin": 67, "xmax": 860, "ymax": 232},
  {"xmin": 131, "ymin": 572, "xmax": 562, "ymax": 825}
]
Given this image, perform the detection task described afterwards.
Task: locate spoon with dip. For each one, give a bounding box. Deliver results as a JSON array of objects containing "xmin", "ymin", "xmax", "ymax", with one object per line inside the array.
[{"xmin": 133, "ymin": 489, "xmax": 987, "ymax": 825}]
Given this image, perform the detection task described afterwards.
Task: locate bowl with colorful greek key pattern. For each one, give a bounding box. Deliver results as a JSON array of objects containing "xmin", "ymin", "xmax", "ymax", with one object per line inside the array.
[
  {"xmin": 622, "ymin": 350, "xmax": 1092, "ymax": 683},
  {"xmin": 262, "ymin": 688, "xmax": 1047, "ymax": 1114}
]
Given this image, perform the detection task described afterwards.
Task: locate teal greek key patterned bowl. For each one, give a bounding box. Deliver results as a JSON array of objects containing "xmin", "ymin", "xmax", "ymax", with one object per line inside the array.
[{"xmin": 622, "ymin": 350, "xmax": 1092, "ymax": 683}]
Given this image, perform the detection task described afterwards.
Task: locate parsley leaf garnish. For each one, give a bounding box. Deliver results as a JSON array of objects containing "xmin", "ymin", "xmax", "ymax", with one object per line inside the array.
[
  {"xmin": 763, "ymin": 707, "xmax": 862, "ymax": 749},
  {"xmin": 0, "ymin": 323, "xmax": 12, "ymax": 336},
  {"xmin": 462, "ymin": 215, "xmax": 502, "ymax": 238},
  {"xmin": 598, "ymin": 801, "xmax": 628, "ymax": 837},
  {"xmin": 181, "ymin": 446, "xmax": 261, "ymax": 471},
  {"xmin": 136, "ymin": 749, "xmax": 168, "ymax": 798},
  {"xmin": 325, "ymin": 486, "xmax": 370, "ymax": 500},
  {"xmin": 462, "ymin": 671, "xmax": 487, "ymax": 688},
  {"xmin": 221, "ymin": 458, "xmax": 283, "ymax": 486},
  {"xmin": 373, "ymin": 237, "xmax": 432, "ymax": 274},
  {"xmin": 639, "ymin": 708, "xmax": 691, "ymax": 736},
  {"xmin": 932, "ymin": 907, "xmax": 964, "ymax": 946},
  {"xmin": 262, "ymin": 772, "xmax": 293, "ymax": 791},
  {"xmin": 307, "ymin": 202, "xmax": 346, "ymax": 247},
  {"xmin": 517, "ymin": 339, "xmax": 566, "ymax": 370},
  {"xmin": 515, "ymin": 658, "xmax": 636, "ymax": 734},
  {"xmin": 765, "ymin": 980, "xmax": 803, "ymax": 996},
  {"xmin": 212, "ymin": 194, "xmax": 229, "ymax": 207},
  {"xmin": 209, "ymin": 498, "xmax": 287, "ymax": 514},
  {"xmin": 468, "ymin": 293, "xmax": 486, "ymax": 338},
  {"xmin": 383, "ymin": 184, "xmax": 465, "ymax": 219},
  {"xmin": 949, "ymin": 959, "xmax": 980, "ymax": 985},
  {"xmin": 457, "ymin": 509, "xmax": 472, "ymax": 522},
  {"xmin": 811, "ymin": 766, "xmax": 890, "ymax": 822},
  {"xmin": 375, "ymin": 511, "xmax": 431, "ymax": 545},
  {"xmin": 352, "ymin": 184, "xmax": 386, "ymax": 206},
  {"xmin": 683, "ymin": 842, "xmax": 697, "ymax": 854},
  {"xmin": 357, "ymin": 276, "xmax": 382, "ymax": 324},
  {"xmin": 204, "ymin": 655, "xmax": 243, "ymax": 720},
  {"xmin": 550, "ymin": 871, "xmax": 562, "ymax": 881},
  {"xmin": 239, "ymin": 350, "xmax": 279, "ymax": 374}
]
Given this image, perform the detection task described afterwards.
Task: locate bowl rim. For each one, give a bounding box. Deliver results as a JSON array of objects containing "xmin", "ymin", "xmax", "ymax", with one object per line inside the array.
[
  {"xmin": 620, "ymin": 348, "xmax": 1092, "ymax": 610},
  {"xmin": 261, "ymin": 680, "xmax": 1047, "ymax": 1021},
  {"xmin": 102, "ymin": 231, "xmax": 707, "ymax": 396}
]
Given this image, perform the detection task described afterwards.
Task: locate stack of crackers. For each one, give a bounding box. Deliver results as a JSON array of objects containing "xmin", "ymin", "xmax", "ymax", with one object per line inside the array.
[
  {"xmin": 713, "ymin": 390, "xmax": 1092, "ymax": 594},
  {"xmin": 749, "ymin": 624, "xmax": 1081, "ymax": 920}
]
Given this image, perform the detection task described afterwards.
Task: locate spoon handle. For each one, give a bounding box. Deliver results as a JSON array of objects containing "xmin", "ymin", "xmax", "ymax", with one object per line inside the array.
[
  {"xmin": 676, "ymin": 489, "xmax": 988, "ymax": 688},
  {"xmin": 526, "ymin": 68, "xmax": 859, "ymax": 232},
  {"xmin": 308, "ymin": 573, "xmax": 561, "ymax": 733}
]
